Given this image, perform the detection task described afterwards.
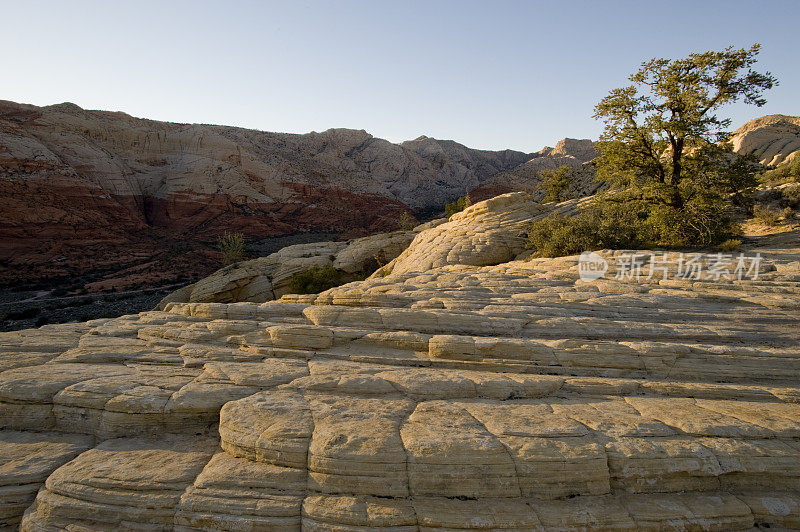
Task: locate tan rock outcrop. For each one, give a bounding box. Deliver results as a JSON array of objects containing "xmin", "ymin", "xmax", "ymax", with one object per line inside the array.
[
  {"xmin": 378, "ymin": 192, "xmax": 586, "ymax": 275},
  {"xmin": 730, "ymin": 114, "xmax": 800, "ymax": 167},
  {"xmin": 159, "ymin": 228, "xmax": 422, "ymax": 306},
  {"xmin": 0, "ymin": 193, "xmax": 798, "ymax": 530}
]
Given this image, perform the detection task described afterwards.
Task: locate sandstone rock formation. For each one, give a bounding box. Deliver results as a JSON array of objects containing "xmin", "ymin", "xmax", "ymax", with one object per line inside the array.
[
  {"xmin": 470, "ymin": 138, "xmax": 601, "ymax": 202},
  {"xmin": 160, "ymin": 193, "xmax": 581, "ymax": 306},
  {"xmin": 3, "ymin": 101, "xmax": 796, "ymax": 292},
  {"xmin": 0, "ymin": 100, "xmax": 534, "ymax": 287},
  {"xmin": 1, "ymin": 193, "xmax": 799, "ymax": 530},
  {"xmin": 159, "ymin": 226, "xmax": 432, "ymax": 307},
  {"xmin": 380, "ymin": 192, "xmax": 587, "ymax": 276},
  {"xmin": 730, "ymin": 114, "xmax": 800, "ymax": 167}
]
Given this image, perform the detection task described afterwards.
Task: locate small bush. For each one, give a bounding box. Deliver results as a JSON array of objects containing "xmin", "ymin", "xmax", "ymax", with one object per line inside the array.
[
  {"xmin": 540, "ymin": 165, "xmax": 574, "ymax": 203},
  {"xmin": 217, "ymin": 232, "xmax": 245, "ymax": 265},
  {"xmin": 527, "ymin": 214, "xmax": 597, "ymax": 257},
  {"xmin": 753, "ymin": 205, "xmax": 781, "ymax": 226},
  {"xmin": 715, "ymin": 239, "xmax": 742, "ymax": 252},
  {"xmin": 398, "ymin": 211, "xmax": 416, "ymax": 231},
  {"xmin": 784, "ymin": 185, "xmax": 800, "ymax": 203},
  {"xmin": 287, "ymin": 264, "xmax": 342, "ymax": 294},
  {"xmin": 527, "ymin": 191, "xmax": 738, "ymax": 257},
  {"xmin": 759, "ymin": 157, "xmax": 800, "ymax": 186},
  {"xmin": 445, "ymin": 195, "xmax": 472, "ymax": 217},
  {"xmin": 782, "ymin": 206, "xmax": 795, "ymax": 221}
]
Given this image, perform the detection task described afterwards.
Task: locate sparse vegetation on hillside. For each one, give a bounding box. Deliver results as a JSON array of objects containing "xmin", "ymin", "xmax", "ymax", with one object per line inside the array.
[
  {"xmin": 540, "ymin": 165, "xmax": 574, "ymax": 202},
  {"xmin": 217, "ymin": 232, "xmax": 245, "ymax": 265},
  {"xmin": 715, "ymin": 238, "xmax": 742, "ymax": 252},
  {"xmin": 528, "ymin": 44, "xmax": 777, "ymax": 257},
  {"xmin": 749, "ymin": 184, "xmax": 800, "ymax": 226},
  {"xmin": 398, "ymin": 211, "xmax": 416, "ymax": 231},
  {"xmin": 528, "ymin": 192, "xmax": 740, "ymax": 256},
  {"xmin": 759, "ymin": 156, "xmax": 800, "ymax": 186},
  {"xmin": 445, "ymin": 194, "xmax": 472, "ymax": 217},
  {"xmin": 753, "ymin": 204, "xmax": 781, "ymax": 226}
]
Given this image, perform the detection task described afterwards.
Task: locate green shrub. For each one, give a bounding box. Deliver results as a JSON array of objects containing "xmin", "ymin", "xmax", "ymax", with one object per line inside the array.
[
  {"xmin": 398, "ymin": 211, "xmax": 416, "ymax": 231},
  {"xmin": 715, "ymin": 239, "xmax": 742, "ymax": 252},
  {"xmin": 217, "ymin": 232, "xmax": 245, "ymax": 265},
  {"xmin": 540, "ymin": 165, "xmax": 574, "ymax": 203},
  {"xmin": 753, "ymin": 205, "xmax": 781, "ymax": 226},
  {"xmin": 759, "ymin": 157, "xmax": 800, "ymax": 186},
  {"xmin": 526, "ymin": 214, "xmax": 594, "ymax": 257},
  {"xmin": 527, "ymin": 200, "xmax": 647, "ymax": 257},
  {"xmin": 287, "ymin": 264, "xmax": 342, "ymax": 294},
  {"xmin": 646, "ymin": 188, "xmax": 739, "ymax": 248},
  {"xmin": 527, "ymin": 191, "xmax": 738, "ymax": 257},
  {"xmin": 445, "ymin": 195, "xmax": 472, "ymax": 217},
  {"xmin": 784, "ymin": 185, "xmax": 800, "ymax": 203}
]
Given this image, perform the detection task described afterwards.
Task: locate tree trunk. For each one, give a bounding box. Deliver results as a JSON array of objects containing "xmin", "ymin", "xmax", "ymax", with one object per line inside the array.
[{"xmin": 671, "ymin": 137, "xmax": 684, "ymax": 185}]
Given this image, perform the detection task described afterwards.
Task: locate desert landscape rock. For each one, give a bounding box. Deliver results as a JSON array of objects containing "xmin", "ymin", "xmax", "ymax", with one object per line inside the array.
[
  {"xmin": 1, "ymin": 192, "xmax": 799, "ymax": 530},
  {"xmin": 730, "ymin": 114, "xmax": 800, "ymax": 167},
  {"xmin": 0, "ymin": 100, "xmax": 535, "ymax": 288},
  {"xmin": 2, "ymin": 100, "xmax": 796, "ymax": 297},
  {"xmin": 158, "ymin": 226, "xmax": 431, "ymax": 308},
  {"xmin": 379, "ymin": 192, "xmax": 587, "ymax": 276}
]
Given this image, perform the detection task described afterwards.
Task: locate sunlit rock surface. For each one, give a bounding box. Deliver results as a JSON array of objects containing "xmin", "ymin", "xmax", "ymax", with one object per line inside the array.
[
  {"xmin": 1, "ymin": 193, "xmax": 799, "ymax": 530},
  {"xmin": 158, "ymin": 225, "xmax": 436, "ymax": 308},
  {"xmin": 730, "ymin": 114, "xmax": 800, "ymax": 167}
]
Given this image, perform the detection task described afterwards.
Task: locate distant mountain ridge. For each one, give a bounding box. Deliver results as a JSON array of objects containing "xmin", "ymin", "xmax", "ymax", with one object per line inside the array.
[{"xmin": 0, "ymin": 100, "xmax": 543, "ymax": 287}]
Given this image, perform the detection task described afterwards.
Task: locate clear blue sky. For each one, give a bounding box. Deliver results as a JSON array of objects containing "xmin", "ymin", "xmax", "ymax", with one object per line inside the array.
[{"xmin": 1, "ymin": 0, "xmax": 797, "ymax": 151}]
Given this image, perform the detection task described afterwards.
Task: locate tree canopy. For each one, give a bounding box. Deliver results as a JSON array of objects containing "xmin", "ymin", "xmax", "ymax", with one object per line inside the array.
[
  {"xmin": 528, "ymin": 44, "xmax": 779, "ymax": 256},
  {"xmin": 593, "ymin": 43, "xmax": 777, "ymax": 203},
  {"xmin": 540, "ymin": 165, "xmax": 574, "ymax": 203}
]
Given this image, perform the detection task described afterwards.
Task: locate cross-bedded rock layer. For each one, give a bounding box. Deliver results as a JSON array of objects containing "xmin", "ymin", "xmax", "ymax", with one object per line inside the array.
[
  {"xmin": 1, "ymin": 192, "xmax": 799, "ymax": 530},
  {"xmin": 1, "ymin": 242, "xmax": 799, "ymax": 529}
]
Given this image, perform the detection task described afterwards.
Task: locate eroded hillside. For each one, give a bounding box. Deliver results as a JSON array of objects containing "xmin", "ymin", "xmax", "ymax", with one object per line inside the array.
[{"xmin": 0, "ymin": 100, "xmax": 534, "ymax": 288}]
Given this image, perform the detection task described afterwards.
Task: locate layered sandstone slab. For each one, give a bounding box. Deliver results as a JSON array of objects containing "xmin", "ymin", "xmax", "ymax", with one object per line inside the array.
[
  {"xmin": 0, "ymin": 431, "xmax": 93, "ymax": 530},
  {"xmin": 1, "ymin": 193, "xmax": 799, "ymax": 530}
]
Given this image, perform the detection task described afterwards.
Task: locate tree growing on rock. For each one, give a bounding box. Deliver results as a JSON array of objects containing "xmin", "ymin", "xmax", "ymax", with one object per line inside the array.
[
  {"xmin": 398, "ymin": 211, "xmax": 416, "ymax": 231},
  {"xmin": 593, "ymin": 44, "xmax": 776, "ymax": 245},
  {"xmin": 445, "ymin": 194, "xmax": 472, "ymax": 217},
  {"xmin": 540, "ymin": 165, "xmax": 574, "ymax": 202},
  {"xmin": 594, "ymin": 44, "xmax": 775, "ymax": 194},
  {"xmin": 529, "ymin": 44, "xmax": 778, "ymax": 256}
]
